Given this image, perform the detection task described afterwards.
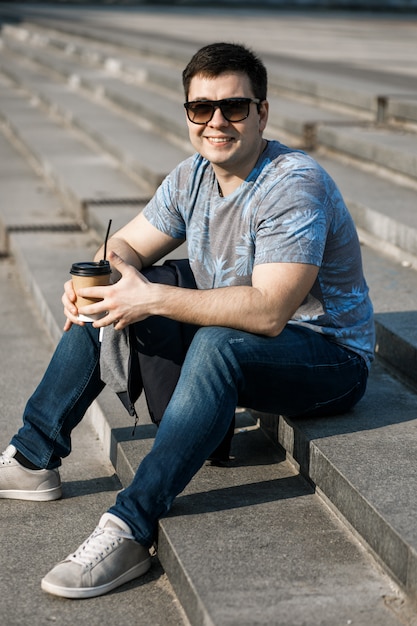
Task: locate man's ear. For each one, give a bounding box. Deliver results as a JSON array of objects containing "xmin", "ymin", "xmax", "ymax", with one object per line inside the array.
[{"xmin": 259, "ymin": 100, "xmax": 269, "ymax": 131}]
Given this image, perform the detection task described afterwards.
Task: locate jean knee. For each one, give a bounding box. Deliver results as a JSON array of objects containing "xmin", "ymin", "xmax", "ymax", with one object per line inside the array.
[
  {"xmin": 191, "ymin": 326, "xmax": 244, "ymax": 355},
  {"xmin": 186, "ymin": 327, "xmax": 245, "ymax": 383}
]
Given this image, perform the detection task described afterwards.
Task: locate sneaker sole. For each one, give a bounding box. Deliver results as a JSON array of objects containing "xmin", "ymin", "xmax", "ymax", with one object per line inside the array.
[
  {"xmin": 41, "ymin": 557, "xmax": 151, "ymax": 599},
  {"xmin": 0, "ymin": 486, "xmax": 62, "ymax": 501}
]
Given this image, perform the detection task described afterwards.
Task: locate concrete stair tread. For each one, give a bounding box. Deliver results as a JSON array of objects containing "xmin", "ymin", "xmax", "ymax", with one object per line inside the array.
[
  {"xmin": 315, "ymin": 151, "xmax": 417, "ymax": 258},
  {"xmin": 266, "ymin": 56, "xmax": 417, "ymax": 119},
  {"xmin": 2, "ymin": 24, "xmax": 185, "ymax": 94},
  {"xmin": 8, "ymin": 16, "xmax": 417, "ymax": 124},
  {"xmin": 362, "ymin": 244, "xmax": 417, "ymax": 387},
  {"xmin": 0, "ymin": 78, "xmax": 146, "ymax": 222},
  {"xmin": 268, "ymin": 92, "xmax": 364, "ymax": 130},
  {"xmin": 5, "ymin": 20, "xmax": 417, "ymax": 189},
  {"xmin": 0, "ymin": 49, "xmax": 191, "ymax": 189},
  {"xmin": 0, "ymin": 131, "xmax": 73, "ymax": 228},
  {"xmin": 5, "ymin": 38, "xmax": 417, "ymax": 263},
  {"xmin": 80, "ymin": 76, "xmax": 189, "ymax": 141},
  {"xmin": 157, "ymin": 408, "xmax": 407, "ymax": 626},
  {"xmin": 0, "ymin": 130, "xmax": 80, "ymax": 254},
  {"xmin": 262, "ymin": 358, "xmax": 417, "ymax": 602},
  {"xmin": 317, "ymin": 124, "xmax": 417, "ymax": 181},
  {"xmin": 21, "ymin": 14, "xmax": 198, "ymax": 66}
]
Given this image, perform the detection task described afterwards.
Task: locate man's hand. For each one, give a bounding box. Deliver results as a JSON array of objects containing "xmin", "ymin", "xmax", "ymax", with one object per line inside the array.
[{"xmin": 75, "ymin": 251, "xmax": 152, "ymax": 331}]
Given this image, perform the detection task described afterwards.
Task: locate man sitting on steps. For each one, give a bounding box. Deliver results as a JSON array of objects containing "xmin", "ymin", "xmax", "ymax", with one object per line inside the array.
[{"xmin": 0, "ymin": 42, "xmax": 374, "ymax": 599}]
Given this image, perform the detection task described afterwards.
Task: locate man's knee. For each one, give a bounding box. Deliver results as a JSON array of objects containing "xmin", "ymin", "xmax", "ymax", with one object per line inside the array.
[
  {"xmin": 187, "ymin": 327, "xmax": 246, "ymax": 370},
  {"xmin": 191, "ymin": 326, "xmax": 239, "ymax": 349}
]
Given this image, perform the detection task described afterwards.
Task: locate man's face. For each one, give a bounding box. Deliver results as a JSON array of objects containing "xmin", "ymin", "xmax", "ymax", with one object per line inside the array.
[{"xmin": 185, "ymin": 72, "xmax": 268, "ymax": 180}]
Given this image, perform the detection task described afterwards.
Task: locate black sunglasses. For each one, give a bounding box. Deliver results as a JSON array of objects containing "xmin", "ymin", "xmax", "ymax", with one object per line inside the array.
[{"xmin": 184, "ymin": 97, "xmax": 261, "ymax": 125}]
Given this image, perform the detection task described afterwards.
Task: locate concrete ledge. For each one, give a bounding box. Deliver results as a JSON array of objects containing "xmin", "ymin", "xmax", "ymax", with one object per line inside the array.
[{"xmin": 255, "ymin": 359, "xmax": 417, "ymax": 597}]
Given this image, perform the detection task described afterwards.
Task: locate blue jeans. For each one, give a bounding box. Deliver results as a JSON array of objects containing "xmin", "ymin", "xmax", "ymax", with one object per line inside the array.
[{"xmin": 12, "ymin": 321, "xmax": 368, "ymax": 547}]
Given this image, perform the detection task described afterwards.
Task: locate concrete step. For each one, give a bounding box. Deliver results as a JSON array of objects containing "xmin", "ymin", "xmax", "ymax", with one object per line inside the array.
[
  {"xmin": 1, "ymin": 34, "xmax": 189, "ymax": 147},
  {"xmin": 1, "ymin": 21, "xmax": 185, "ymax": 95},
  {"xmin": 4, "ymin": 17, "xmax": 417, "ymax": 194},
  {"xmin": 317, "ymin": 124, "xmax": 417, "ymax": 183},
  {"xmin": 265, "ymin": 55, "xmax": 417, "ymax": 126},
  {"xmin": 5, "ymin": 222, "xmax": 415, "ymax": 625},
  {"xmin": 2, "ymin": 45, "xmax": 417, "ymax": 271},
  {"xmin": 362, "ymin": 244, "xmax": 417, "ymax": 390},
  {"xmin": 5, "ymin": 15, "xmax": 417, "ymax": 131},
  {"xmin": 0, "ymin": 47, "xmax": 191, "ymax": 190},
  {"xmin": 3, "ymin": 24, "xmax": 417, "ymax": 249},
  {"xmin": 0, "ymin": 130, "xmax": 80, "ymax": 255},
  {"xmin": 0, "ymin": 74, "xmax": 146, "ymax": 227},
  {"xmin": 315, "ymin": 151, "xmax": 417, "ymax": 262}
]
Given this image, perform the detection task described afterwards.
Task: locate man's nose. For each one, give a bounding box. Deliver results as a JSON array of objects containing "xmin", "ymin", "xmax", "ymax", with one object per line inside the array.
[{"xmin": 208, "ymin": 106, "xmax": 229, "ymax": 125}]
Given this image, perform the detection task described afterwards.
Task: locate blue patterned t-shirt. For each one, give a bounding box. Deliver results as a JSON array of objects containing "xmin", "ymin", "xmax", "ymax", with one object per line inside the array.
[{"xmin": 143, "ymin": 140, "xmax": 375, "ymax": 369}]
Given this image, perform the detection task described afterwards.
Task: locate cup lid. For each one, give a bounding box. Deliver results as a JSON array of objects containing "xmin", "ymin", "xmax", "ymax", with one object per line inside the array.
[{"xmin": 70, "ymin": 261, "xmax": 111, "ymax": 277}]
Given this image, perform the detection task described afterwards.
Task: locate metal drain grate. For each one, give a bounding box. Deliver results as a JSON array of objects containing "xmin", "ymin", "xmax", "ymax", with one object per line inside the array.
[
  {"xmin": 7, "ymin": 223, "xmax": 83, "ymax": 233},
  {"xmin": 82, "ymin": 198, "xmax": 148, "ymax": 207}
]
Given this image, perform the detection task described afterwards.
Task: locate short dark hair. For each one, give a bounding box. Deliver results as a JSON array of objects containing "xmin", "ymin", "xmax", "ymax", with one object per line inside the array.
[{"xmin": 182, "ymin": 42, "xmax": 267, "ymax": 102}]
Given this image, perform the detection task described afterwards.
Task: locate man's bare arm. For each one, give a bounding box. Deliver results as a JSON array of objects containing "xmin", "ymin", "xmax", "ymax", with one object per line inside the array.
[
  {"xmin": 94, "ymin": 212, "xmax": 185, "ymax": 280},
  {"xmin": 80, "ymin": 254, "xmax": 319, "ymax": 337},
  {"xmin": 63, "ymin": 212, "xmax": 183, "ymax": 329}
]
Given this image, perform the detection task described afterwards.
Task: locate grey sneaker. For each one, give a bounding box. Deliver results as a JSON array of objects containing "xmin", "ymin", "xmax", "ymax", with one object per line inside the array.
[
  {"xmin": 41, "ymin": 513, "xmax": 151, "ymax": 599},
  {"xmin": 0, "ymin": 444, "xmax": 62, "ymax": 501}
]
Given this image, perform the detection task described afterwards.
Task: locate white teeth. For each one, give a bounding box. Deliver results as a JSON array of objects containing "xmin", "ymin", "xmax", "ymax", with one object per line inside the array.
[{"xmin": 209, "ymin": 138, "xmax": 230, "ymax": 143}]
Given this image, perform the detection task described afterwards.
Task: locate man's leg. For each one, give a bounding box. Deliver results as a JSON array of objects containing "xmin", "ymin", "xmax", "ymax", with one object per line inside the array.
[
  {"xmin": 1, "ymin": 323, "xmax": 104, "ymax": 501},
  {"xmin": 11, "ymin": 323, "xmax": 104, "ymax": 469},
  {"xmin": 41, "ymin": 324, "xmax": 368, "ymax": 597},
  {"xmin": 110, "ymin": 324, "xmax": 368, "ymax": 547}
]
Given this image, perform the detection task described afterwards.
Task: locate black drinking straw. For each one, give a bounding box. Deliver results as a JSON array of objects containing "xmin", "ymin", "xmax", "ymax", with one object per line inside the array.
[{"xmin": 101, "ymin": 219, "xmax": 112, "ymax": 264}]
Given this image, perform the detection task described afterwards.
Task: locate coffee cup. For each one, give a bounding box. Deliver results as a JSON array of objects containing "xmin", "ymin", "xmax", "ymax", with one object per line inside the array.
[{"xmin": 70, "ymin": 261, "xmax": 111, "ymax": 322}]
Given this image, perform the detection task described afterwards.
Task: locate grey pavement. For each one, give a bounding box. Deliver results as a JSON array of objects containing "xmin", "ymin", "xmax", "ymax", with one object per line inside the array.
[{"xmin": 1, "ymin": 4, "xmax": 417, "ymax": 625}]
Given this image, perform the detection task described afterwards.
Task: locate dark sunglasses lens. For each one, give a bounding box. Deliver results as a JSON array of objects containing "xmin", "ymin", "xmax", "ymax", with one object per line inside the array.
[
  {"xmin": 186, "ymin": 100, "xmax": 252, "ymax": 123},
  {"xmin": 221, "ymin": 101, "xmax": 249, "ymax": 121},
  {"xmin": 188, "ymin": 103, "xmax": 214, "ymax": 123}
]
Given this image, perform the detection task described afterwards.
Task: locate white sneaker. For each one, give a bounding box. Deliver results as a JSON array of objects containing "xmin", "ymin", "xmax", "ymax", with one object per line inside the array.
[
  {"xmin": 0, "ymin": 445, "xmax": 62, "ymax": 501},
  {"xmin": 41, "ymin": 513, "xmax": 151, "ymax": 599}
]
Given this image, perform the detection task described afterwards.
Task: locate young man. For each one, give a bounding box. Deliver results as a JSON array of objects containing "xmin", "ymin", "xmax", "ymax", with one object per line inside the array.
[{"xmin": 0, "ymin": 43, "xmax": 374, "ymax": 599}]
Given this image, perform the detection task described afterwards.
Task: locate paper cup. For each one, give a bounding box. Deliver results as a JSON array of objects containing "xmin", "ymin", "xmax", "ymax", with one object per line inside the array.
[{"xmin": 70, "ymin": 261, "xmax": 111, "ymax": 322}]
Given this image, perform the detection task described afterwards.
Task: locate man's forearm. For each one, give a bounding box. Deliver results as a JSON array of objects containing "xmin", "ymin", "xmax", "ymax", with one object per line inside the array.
[
  {"xmin": 147, "ymin": 262, "xmax": 318, "ymax": 338},
  {"xmin": 150, "ymin": 283, "xmax": 285, "ymax": 337}
]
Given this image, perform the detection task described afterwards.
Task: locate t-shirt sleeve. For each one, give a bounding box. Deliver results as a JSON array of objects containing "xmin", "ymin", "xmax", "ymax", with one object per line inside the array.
[
  {"xmin": 254, "ymin": 168, "xmax": 334, "ymax": 268},
  {"xmin": 143, "ymin": 169, "xmax": 187, "ymax": 240}
]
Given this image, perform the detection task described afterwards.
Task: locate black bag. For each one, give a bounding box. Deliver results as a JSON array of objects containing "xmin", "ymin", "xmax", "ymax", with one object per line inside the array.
[{"xmin": 125, "ymin": 259, "xmax": 234, "ymax": 463}]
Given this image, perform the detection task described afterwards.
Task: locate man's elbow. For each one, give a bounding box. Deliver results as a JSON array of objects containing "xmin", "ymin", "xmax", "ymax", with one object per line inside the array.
[{"xmin": 258, "ymin": 316, "xmax": 286, "ymax": 338}]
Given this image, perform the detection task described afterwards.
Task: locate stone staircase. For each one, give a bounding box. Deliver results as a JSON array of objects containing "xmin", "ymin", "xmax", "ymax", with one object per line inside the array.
[{"xmin": 2, "ymin": 6, "xmax": 417, "ymax": 625}]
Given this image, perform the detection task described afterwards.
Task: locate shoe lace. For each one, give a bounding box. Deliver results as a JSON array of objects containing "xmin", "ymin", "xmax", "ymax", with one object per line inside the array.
[
  {"xmin": 0, "ymin": 450, "xmax": 12, "ymax": 465},
  {"xmin": 68, "ymin": 524, "xmax": 133, "ymax": 570}
]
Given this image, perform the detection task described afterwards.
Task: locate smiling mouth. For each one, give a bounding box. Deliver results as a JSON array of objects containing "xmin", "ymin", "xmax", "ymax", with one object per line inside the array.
[{"xmin": 206, "ymin": 137, "xmax": 233, "ymax": 144}]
